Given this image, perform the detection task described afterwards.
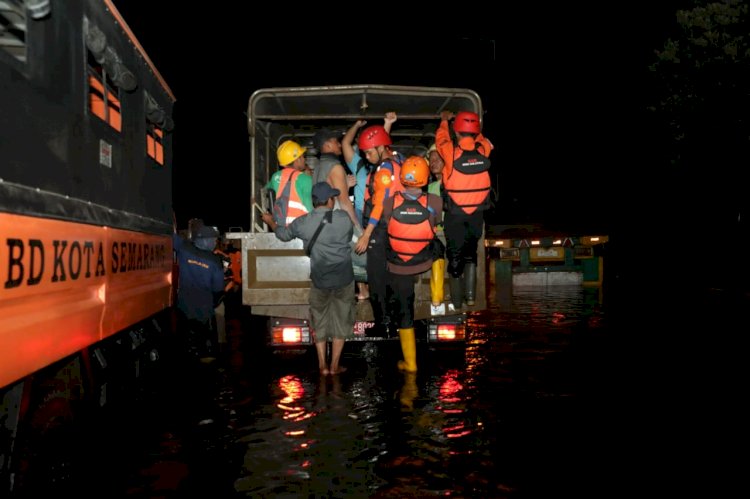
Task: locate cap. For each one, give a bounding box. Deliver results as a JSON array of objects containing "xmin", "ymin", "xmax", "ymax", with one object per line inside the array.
[
  {"xmin": 194, "ymin": 225, "xmax": 219, "ymax": 239},
  {"xmin": 313, "ymin": 128, "xmax": 342, "ymax": 151},
  {"xmin": 312, "ymin": 182, "xmax": 340, "ymax": 204}
]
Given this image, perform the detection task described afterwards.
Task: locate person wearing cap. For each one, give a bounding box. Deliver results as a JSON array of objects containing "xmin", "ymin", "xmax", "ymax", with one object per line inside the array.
[
  {"xmin": 172, "ymin": 220, "xmax": 226, "ymax": 360},
  {"xmin": 436, "ymin": 110, "xmax": 493, "ymax": 311},
  {"xmin": 261, "ymin": 182, "xmax": 355, "ymax": 376},
  {"xmin": 265, "ymin": 139, "xmax": 313, "ymax": 226}
]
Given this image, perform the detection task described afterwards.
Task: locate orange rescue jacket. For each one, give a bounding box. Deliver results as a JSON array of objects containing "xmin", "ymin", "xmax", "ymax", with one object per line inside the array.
[{"xmin": 436, "ymin": 119, "xmax": 493, "ymax": 215}]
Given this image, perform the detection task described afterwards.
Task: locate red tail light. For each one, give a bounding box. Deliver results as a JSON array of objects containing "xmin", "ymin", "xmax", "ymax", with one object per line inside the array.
[
  {"xmin": 428, "ymin": 319, "xmax": 466, "ymax": 342},
  {"xmin": 270, "ymin": 322, "xmax": 311, "ymax": 345}
]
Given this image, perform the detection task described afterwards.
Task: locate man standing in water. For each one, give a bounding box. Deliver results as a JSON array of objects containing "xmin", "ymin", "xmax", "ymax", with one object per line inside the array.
[{"xmin": 262, "ymin": 182, "xmax": 355, "ymax": 375}]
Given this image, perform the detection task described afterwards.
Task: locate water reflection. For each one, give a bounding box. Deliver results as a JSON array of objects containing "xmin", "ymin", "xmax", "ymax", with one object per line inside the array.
[
  {"xmin": 96, "ymin": 282, "xmax": 611, "ymax": 497},
  {"xmin": 234, "ymin": 370, "xmax": 386, "ymax": 497}
]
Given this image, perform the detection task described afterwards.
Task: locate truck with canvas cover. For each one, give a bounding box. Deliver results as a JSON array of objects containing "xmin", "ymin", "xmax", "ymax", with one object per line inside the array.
[{"xmin": 226, "ymin": 85, "xmax": 489, "ymax": 347}]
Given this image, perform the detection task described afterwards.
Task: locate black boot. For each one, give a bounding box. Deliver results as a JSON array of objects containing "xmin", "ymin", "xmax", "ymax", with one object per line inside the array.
[
  {"xmin": 369, "ymin": 294, "xmax": 390, "ymax": 338},
  {"xmin": 464, "ymin": 262, "xmax": 477, "ymax": 306},
  {"xmin": 449, "ymin": 276, "xmax": 463, "ymax": 311}
]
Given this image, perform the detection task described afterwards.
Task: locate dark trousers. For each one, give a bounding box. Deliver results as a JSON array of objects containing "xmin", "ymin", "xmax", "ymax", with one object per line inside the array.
[
  {"xmin": 387, "ymin": 271, "xmax": 417, "ymax": 329},
  {"xmin": 443, "ymin": 210, "xmax": 484, "ymax": 277},
  {"xmin": 177, "ymin": 310, "xmax": 216, "ymax": 358},
  {"xmin": 366, "ymin": 224, "xmax": 391, "ymax": 328}
]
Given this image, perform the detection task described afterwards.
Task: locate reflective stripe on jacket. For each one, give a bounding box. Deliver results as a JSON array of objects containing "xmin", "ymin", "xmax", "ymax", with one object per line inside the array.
[
  {"xmin": 364, "ymin": 153, "xmax": 403, "ymax": 227},
  {"xmin": 279, "ymin": 167, "xmax": 309, "ymax": 225}
]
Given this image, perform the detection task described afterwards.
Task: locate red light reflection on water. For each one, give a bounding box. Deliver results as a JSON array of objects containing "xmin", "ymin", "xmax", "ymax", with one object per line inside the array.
[
  {"xmin": 551, "ymin": 311, "xmax": 566, "ymax": 324},
  {"xmin": 277, "ymin": 375, "xmax": 317, "ymax": 434},
  {"xmin": 279, "ymin": 375, "xmax": 304, "ymax": 404},
  {"xmin": 436, "ymin": 370, "xmax": 474, "ymax": 439},
  {"xmin": 439, "ymin": 375, "xmax": 463, "ymax": 403}
]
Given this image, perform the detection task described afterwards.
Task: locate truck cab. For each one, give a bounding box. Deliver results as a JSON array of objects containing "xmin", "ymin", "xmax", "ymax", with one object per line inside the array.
[{"xmin": 226, "ymin": 85, "xmax": 489, "ymax": 347}]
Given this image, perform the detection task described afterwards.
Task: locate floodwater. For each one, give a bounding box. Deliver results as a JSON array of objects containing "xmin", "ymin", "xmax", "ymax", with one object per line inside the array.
[{"xmin": 79, "ymin": 280, "xmax": 626, "ymax": 499}]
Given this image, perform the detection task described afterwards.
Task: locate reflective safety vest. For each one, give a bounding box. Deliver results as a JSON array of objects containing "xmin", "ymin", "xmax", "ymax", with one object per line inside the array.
[
  {"xmin": 278, "ymin": 167, "xmax": 309, "ymax": 226},
  {"xmin": 387, "ymin": 192, "xmax": 434, "ymax": 266},
  {"xmin": 443, "ymin": 139, "xmax": 491, "ymax": 215}
]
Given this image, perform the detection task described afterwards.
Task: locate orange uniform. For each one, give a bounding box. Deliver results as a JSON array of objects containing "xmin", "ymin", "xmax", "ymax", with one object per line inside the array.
[{"xmin": 435, "ymin": 119, "xmax": 493, "ymax": 215}]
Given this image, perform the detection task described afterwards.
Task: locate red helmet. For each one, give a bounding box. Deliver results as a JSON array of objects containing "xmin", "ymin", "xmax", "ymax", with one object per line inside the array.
[
  {"xmin": 453, "ymin": 111, "xmax": 481, "ymax": 134},
  {"xmin": 400, "ymin": 156, "xmax": 429, "ymax": 187},
  {"xmin": 358, "ymin": 125, "xmax": 392, "ymax": 150}
]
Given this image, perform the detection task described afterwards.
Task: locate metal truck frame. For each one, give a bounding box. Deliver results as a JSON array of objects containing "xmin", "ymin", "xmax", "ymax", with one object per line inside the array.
[
  {"xmin": 0, "ymin": 1, "xmax": 175, "ymax": 493},
  {"xmin": 226, "ymin": 85, "xmax": 489, "ymax": 346}
]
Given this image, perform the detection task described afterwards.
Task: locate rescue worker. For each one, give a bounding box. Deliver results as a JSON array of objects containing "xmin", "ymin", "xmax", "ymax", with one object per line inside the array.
[
  {"xmin": 382, "ymin": 156, "xmax": 443, "ymax": 372},
  {"xmin": 354, "ymin": 125, "xmax": 404, "ymax": 336},
  {"xmin": 265, "ymin": 139, "xmax": 313, "ymax": 226},
  {"xmin": 342, "ymin": 112, "xmax": 399, "ymax": 227},
  {"xmin": 342, "ymin": 112, "xmax": 398, "ymax": 302},
  {"xmin": 435, "ymin": 110, "xmax": 493, "ymax": 310}
]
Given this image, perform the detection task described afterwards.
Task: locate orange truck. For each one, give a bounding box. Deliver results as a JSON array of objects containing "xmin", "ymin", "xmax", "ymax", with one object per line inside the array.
[{"xmin": 0, "ymin": 1, "xmax": 175, "ymax": 493}]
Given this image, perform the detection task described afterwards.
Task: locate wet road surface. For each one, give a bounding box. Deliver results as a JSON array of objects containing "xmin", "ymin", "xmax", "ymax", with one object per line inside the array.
[{"xmin": 78, "ymin": 282, "xmax": 626, "ymax": 498}]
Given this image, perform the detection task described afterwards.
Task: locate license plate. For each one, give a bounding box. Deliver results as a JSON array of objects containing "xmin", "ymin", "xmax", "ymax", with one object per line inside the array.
[{"xmin": 353, "ymin": 321, "xmax": 375, "ymax": 336}]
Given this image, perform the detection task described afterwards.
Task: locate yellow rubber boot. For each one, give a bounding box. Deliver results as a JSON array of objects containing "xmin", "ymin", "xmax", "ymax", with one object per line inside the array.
[
  {"xmin": 400, "ymin": 372, "xmax": 418, "ymax": 410},
  {"xmin": 397, "ymin": 327, "xmax": 417, "ymax": 372},
  {"xmin": 430, "ymin": 258, "xmax": 445, "ymax": 306}
]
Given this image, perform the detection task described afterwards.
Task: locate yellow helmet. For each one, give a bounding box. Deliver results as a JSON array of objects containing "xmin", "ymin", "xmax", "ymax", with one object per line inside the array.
[
  {"xmin": 424, "ymin": 143, "xmax": 438, "ymax": 160},
  {"xmin": 277, "ymin": 140, "xmax": 306, "ymax": 166}
]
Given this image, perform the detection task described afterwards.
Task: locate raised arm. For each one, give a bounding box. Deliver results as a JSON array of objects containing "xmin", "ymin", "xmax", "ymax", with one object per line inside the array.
[
  {"xmin": 342, "ymin": 120, "xmax": 367, "ymax": 165},
  {"xmin": 436, "ymin": 111, "xmax": 455, "ymax": 177},
  {"xmin": 329, "ymin": 163, "xmax": 361, "ymax": 230},
  {"xmin": 383, "ymin": 111, "xmax": 397, "ymax": 134}
]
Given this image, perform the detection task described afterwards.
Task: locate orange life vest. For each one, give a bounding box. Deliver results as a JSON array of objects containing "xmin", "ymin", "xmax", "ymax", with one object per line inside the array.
[
  {"xmin": 387, "ymin": 192, "xmax": 435, "ymax": 266},
  {"xmin": 443, "ymin": 139, "xmax": 491, "ymax": 215}
]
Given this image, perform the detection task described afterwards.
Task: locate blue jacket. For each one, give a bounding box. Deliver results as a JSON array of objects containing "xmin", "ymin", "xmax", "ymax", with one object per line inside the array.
[{"xmin": 173, "ymin": 233, "xmax": 225, "ymax": 321}]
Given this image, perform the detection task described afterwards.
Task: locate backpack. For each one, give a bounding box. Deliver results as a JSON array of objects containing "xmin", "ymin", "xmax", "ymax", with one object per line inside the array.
[
  {"xmin": 272, "ymin": 170, "xmax": 298, "ymax": 227},
  {"xmin": 453, "ymin": 144, "xmax": 491, "ymax": 174}
]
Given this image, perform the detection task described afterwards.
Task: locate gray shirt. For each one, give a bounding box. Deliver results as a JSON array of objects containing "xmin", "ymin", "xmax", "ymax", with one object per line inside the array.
[
  {"xmin": 312, "ymin": 153, "xmax": 343, "ymax": 210},
  {"xmin": 274, "ymin": 207, "xmax": 354, "ymax": 290}
]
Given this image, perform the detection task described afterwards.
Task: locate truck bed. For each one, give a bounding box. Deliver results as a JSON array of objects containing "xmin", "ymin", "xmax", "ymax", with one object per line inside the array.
[
  {"xmin": 229, "ymin": 84, "xmax": 489, "ymax": 325},
  {"xmin": 226, "ymin": 231, "xmax": 486, "ymax": 322}
]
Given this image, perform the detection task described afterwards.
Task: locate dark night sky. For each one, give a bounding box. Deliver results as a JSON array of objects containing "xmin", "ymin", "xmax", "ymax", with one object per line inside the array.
[{"xmin": 113, "ymin": 2, "xmax": 685, "ymax": 235}]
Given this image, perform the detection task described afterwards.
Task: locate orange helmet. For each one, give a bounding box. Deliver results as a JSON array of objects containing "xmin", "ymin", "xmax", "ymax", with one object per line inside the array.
[
  {"xmin": 453, "ymin": 111, "xmax": 481, "ymax": 134},
  {"xmin": 371, "ymin": 167, "xmax": 394, "ymax": 193},
  {"xmin": 358, "ymin": 125, "xmax": 392, "ymax": 151},
  {"xmin": 400, "ymin": 156, "xmax": 429, "ymax": 187}
]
